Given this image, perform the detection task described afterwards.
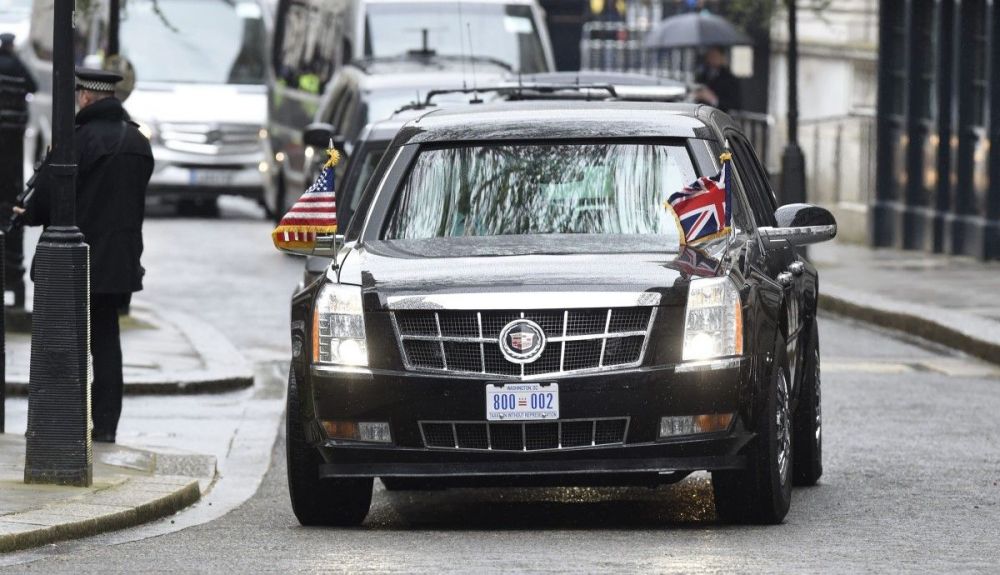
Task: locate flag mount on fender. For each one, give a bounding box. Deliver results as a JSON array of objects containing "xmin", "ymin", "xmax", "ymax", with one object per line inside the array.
[
  {"xmin": 664, "ymin": 151, "xmax": 733, "ymax": 245},
  {"xmin": 272, "ymin": 147, "xmax": 340, "ymax": 251}
]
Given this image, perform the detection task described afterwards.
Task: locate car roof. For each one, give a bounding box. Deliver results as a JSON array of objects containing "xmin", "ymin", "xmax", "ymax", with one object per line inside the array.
[
  {"xmin": 399, "ymin": 101, "xmax": 715, "ymax": 143},
  {"xmin": 347, "ymin": 57, "xmax": 511, "ymax": 83}
]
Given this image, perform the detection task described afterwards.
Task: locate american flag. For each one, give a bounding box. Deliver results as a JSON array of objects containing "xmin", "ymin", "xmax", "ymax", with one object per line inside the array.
[
  {"xmin": 665, "ymin": 152, "xmax": 732, "ymax": 245},
  {"xmin": 271, "ymin": 149, "xmax": 339, "ymax": 251}
]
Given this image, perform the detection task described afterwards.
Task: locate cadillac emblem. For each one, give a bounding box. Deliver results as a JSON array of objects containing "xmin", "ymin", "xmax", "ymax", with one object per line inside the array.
[{"xmin": 499, "ymin": 319, "xmax": 546, "ymax": 364}]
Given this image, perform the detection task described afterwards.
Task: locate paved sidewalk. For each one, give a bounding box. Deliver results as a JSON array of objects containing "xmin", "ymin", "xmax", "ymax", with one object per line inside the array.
[
  {"xmin": 4, "ymin": 304, "xmax": 253, "ymax": 394},
  {"xmin": 812, "ymin": 241, "xmax": 1000, "ymax": 365},
  {"xmin": 0, "ymin": 433, "xmax": 213, "ymax": 553}
]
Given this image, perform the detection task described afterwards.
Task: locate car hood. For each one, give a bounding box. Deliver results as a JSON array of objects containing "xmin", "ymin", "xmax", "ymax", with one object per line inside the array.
[
  {"xmin": 125, "ymin": 83, "xmax": 267, "ymax": 126},
  {"xmin": 338, "ymin": 235, "xmax": 728, "ymax": 309}
]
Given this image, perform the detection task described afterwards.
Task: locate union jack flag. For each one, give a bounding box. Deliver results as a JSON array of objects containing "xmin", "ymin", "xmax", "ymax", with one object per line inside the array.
[
  {"xmin": 666, "ymin": 152, "xmax": 732, "ymax": 244},
  {"xmin": 272, "ymin": 149, "xmax": 339, "ymax": 251}
]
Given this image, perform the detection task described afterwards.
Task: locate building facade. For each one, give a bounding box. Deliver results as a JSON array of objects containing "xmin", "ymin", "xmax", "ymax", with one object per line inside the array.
[
  {"xmin": 874, "ymin": 0, "xmax": 1000, "ymax": 259},
  {"xmin": 768, "ymin": 0, "xmax": 879, "ymax": 243}
]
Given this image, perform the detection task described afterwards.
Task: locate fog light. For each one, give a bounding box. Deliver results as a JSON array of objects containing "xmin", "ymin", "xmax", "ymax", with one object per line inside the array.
[
  {"xmin": 659, "ymin": 413, "xmax": 734, "ymax": 438},
  {"xmin": 321, "ymin": 420, "xmax": 392, "ymax": 443},
  {"xmin": 358, "ymin": 422, "xmax": 392, "ymax": 443}
]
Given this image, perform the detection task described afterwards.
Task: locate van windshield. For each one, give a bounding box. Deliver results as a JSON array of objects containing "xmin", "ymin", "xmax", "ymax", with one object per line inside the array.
[
  {"xmin": 120, "ymin": 0, "xmax": 267, "ymax": 85},
  {"xmin": 365, "ymin": 3, "xmax": 548, "ymax": 73}
]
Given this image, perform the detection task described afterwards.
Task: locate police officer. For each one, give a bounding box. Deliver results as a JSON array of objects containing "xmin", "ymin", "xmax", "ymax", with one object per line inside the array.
[
  {"xmin": 16, "ymin": 68, "xmax": 153, "ymax": 443},
  {"xmin": 0, "ymin": 33, "xmax": 38, "ymax": 93}
]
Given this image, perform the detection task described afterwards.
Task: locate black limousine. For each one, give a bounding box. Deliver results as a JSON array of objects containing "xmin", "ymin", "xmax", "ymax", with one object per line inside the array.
[{"xmin": 280, "ymin": 101, "xmax": 836, "ymax": 525}]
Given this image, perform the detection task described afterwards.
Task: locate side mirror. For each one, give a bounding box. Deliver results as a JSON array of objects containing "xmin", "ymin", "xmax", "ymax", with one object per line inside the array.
[
  {"xmin": 303, "ymin": 122, "xmax": 343, "ymax": 150},
  {"xmin": 759, "ymin": 203, "xmax": 837, "ymax": 248}
]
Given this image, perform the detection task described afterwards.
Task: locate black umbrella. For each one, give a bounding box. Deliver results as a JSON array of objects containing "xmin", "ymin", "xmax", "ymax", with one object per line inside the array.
[{"xmin": 644, "ymin": 11, "xmax": 752, "ymax": 49}]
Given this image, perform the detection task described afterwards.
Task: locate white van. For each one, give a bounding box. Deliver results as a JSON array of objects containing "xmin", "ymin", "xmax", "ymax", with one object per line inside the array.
[
  {"xmin": 266, "ymin": 0, "xmax": 555, "ymax": 216},
  {"xmin": 25, "ymin": 0, "xmax": 272, "ymax": 214}
]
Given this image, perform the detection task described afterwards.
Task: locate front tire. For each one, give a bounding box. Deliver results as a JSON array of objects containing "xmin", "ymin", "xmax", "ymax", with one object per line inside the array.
[
  {"xmin": 286, "ymin": 369, "xmax": 373, "ymax": 526},
  {"xmin": 712, "ymin": 348, "xmax": 793, "ymax": 524},
  {"xmin": 793, "ymin": 321, "xmax": 823, "ymax": 486}
]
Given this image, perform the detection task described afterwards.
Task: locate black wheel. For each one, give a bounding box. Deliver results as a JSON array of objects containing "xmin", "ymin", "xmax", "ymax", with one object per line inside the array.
[
  {"xmin": 712, "ymin": 347, "xmax": 793, "ymax": 525},
  {"xmin": 793, "ymin": 321, "xmax": 823, "ymax": 486},
  {"xmin": 286, "ymin": 368, "xmax": 373, "ymax": 526}
]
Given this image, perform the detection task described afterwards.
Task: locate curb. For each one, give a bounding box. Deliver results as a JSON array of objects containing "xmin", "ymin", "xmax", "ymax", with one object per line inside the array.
[
  {"xmin": 0, "ymin": 475, "xmax": 200, "ymax": 554},
  {"xmin": 819, "ymin": 284, "xmax": 1000, "ymax": 366},
  {"xmin": 3, "ymin": 308, "xmax": 253, "ymax": 396}
]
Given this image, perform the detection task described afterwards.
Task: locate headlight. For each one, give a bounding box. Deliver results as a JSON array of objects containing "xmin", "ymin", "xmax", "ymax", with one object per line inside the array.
[
  {"xmin": 313, "ymin": 283, "xmax": 368, "ymax": 366},
  {"xmin": 683, "ymin": 277, "xmax": 743, "ymax": 361}
]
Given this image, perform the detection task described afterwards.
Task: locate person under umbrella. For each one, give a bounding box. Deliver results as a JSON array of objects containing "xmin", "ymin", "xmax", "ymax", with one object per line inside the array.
[{"xmin": 694, "ymin": 46, "xmax": 740, "ymax": 113}]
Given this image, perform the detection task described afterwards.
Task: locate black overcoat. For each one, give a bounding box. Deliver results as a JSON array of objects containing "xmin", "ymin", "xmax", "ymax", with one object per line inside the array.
[{"xmin": 25, "ymin": 97, "xmax": 153, "ymax": 294}]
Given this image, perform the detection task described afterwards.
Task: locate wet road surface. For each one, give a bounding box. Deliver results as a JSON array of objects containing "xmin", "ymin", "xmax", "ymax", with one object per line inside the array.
[{"xmin": 4, "ymin": 205, "xmax": 998, "ymax": 573}]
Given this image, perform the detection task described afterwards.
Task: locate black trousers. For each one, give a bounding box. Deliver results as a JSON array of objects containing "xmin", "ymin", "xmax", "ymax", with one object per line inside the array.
[{"xmin": 91, "ymin": 293, "xmax": 129, "ymax": 439}]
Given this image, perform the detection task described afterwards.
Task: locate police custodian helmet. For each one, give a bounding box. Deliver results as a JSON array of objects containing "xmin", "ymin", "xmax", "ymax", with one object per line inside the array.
[{"xmin": 74, "ymin": 67, "xmax": 124, "ymax": 93}]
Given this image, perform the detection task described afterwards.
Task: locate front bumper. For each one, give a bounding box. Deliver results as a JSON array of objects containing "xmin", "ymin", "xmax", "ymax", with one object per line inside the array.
[
  {"xmin": 304, "ymin": 360, "xmax": 753, "ymax": 480},
  {"xmin": 147, "ymin": 146, "xmax": 265, "ymax": 198}
]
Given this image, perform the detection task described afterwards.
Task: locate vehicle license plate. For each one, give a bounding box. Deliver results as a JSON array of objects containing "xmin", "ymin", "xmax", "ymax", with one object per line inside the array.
[
  {"xmin": 189, "ymin": 169, "xmax": 234, "ymax": 186},
  {"xmin": 486, "ymin": 383, "xmax": 559, "ymax": 421}
]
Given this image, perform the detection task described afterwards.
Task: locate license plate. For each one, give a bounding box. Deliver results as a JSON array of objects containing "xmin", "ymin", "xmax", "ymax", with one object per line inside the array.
[
  {"xmin": 189, "ymin": 169, "xmax": 234, "ymax": 186},
  {"xmin": 486, "ymin": 383, "xmax": 559, "ymax": 421}
]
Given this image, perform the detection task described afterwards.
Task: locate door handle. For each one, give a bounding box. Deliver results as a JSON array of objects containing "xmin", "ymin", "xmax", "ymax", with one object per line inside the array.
[
  {"xmin": 777, "ymin": 272, "xmax": 794, "ymax": 286},
  {"xmin": 789, "ymin": 261, "xmax": 805, "ymax": 276}
]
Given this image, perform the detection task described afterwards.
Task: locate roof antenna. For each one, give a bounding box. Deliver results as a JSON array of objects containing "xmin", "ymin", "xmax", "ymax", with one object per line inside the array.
[
  {"xmin": 457, "ymin": 0, "xmax": 468, "ymax": 90},
  {"xmin": 467, "ymin": 22, "xmax": 481, "ymax": 103}
]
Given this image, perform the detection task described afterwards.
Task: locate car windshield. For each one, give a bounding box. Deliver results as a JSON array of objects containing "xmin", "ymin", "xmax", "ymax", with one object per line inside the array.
[
  {"xmin": 365, "ymin": 3, "xmax": 547, "ymax": 73},
  {"xmin": 120, "ymin": 0, "xmax": 267, "ymax": 85},
  {"xmin": 383, "ymin": 142, "xmax": 694, "ymax": 247}
]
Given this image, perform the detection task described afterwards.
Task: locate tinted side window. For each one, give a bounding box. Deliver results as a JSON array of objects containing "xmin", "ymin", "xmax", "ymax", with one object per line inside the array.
[{"xmin": 729, "ymin": 133, "xmax": 777, "ymax": 227}]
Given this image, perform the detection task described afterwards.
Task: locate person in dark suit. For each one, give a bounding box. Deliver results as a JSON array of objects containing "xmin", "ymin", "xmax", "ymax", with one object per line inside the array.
[
  {"xmin": 16, "ymin": 68, "xmax": 153, "ymax": 443},
  {"xmin": 0, "ymin": 33, "xmax": 37, "ymax": 93},
  {"xmin": 694, "ymin": 46, "xmax": 741, "ymax": 113}
]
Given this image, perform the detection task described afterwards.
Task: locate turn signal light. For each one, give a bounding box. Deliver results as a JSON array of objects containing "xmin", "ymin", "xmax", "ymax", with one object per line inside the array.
[
  {"xmin": 321, "ymin": 420, "xmax": 392, "ymax": 443},
  {"xmin": 659, "ymin": 413, "xmax": 734, "ymax": 438},
  {"xmin": 321, "ymin": 420, "xmax": 357, "ymax": 440}
]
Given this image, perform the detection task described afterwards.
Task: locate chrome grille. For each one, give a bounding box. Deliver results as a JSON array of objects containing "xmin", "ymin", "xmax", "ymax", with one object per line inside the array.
[
  {"xmin": 393, "ymin": 307, "xmax": 656, "ymax": 379},
  {"xmin": 159, "ymin": 122, "xmax": 262, "ymax": 156},
  {"xmin": 420, "ymin": 418, "xmax": 629, "ymax": 451}
]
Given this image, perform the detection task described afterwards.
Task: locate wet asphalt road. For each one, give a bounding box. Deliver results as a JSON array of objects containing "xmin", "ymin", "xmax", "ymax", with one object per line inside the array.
[{"xmin": 5, "ymin": 203, "xmax": 999, "ymax": 573}]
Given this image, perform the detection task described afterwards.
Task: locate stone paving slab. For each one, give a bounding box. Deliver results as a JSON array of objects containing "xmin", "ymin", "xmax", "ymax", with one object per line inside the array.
[
  {"xmin": 0, "ymin": 433, "xmax": 210, "ymax": 554},
  {"xmin": 4, "ymin": 304, "xmax": 253, "ymax": 395},
  {"xmin": 813, "ymin": 242, "xmax": 1000, "ymax": 366}
]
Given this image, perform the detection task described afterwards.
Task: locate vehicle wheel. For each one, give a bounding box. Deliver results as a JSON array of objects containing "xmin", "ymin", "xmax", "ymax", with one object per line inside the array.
[
  {"xmin": 286, "ymin": 368, "xmax": 373, "ymax": 526},
  {"xmin": 712, "ymin": 348, "xmax": 793, "ymax": 525},
  {"xmin": 793, "ymin": 321, "xmax": 822, "ymax": 486}
]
